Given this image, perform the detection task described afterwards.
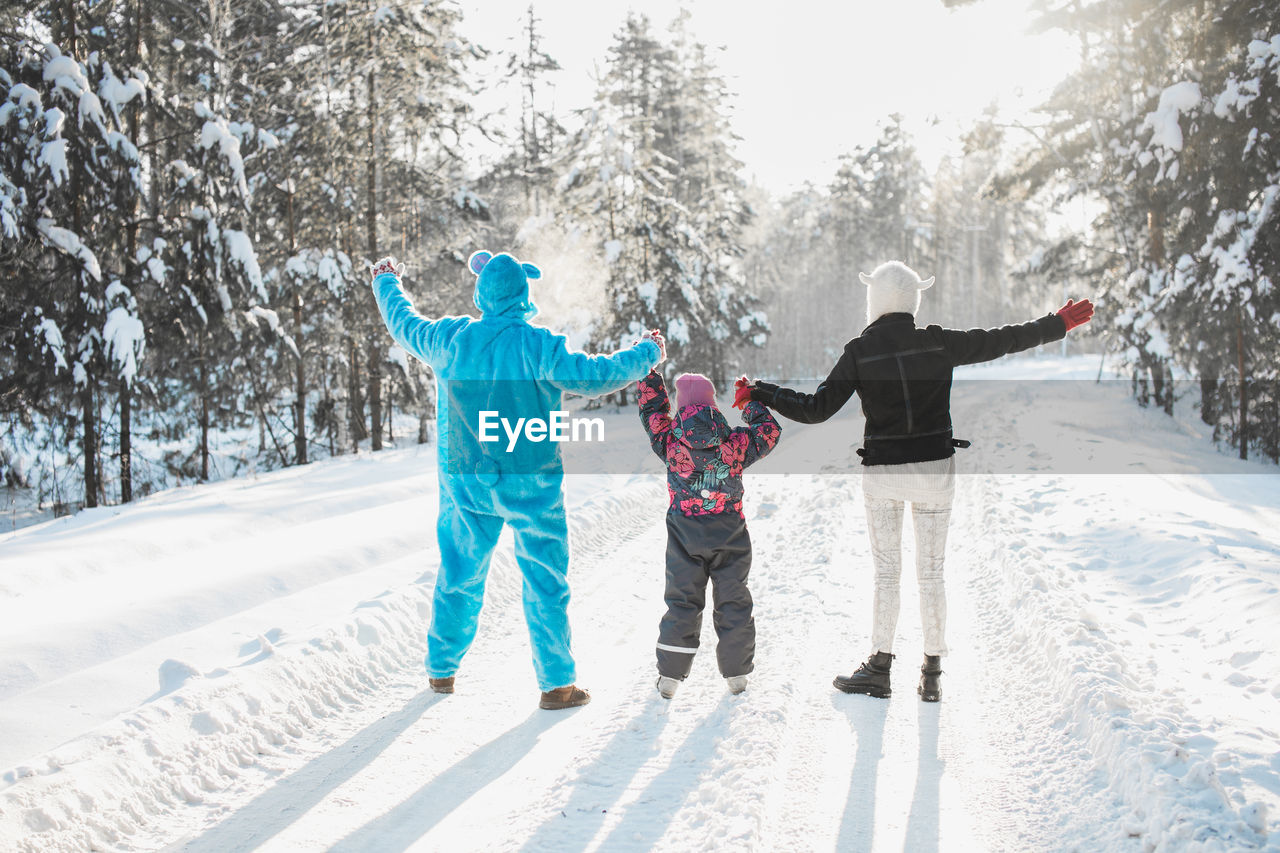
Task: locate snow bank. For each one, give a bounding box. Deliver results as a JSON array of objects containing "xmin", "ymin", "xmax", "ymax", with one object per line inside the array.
[
  {"xmin": 0, "ymin": 589, "xmax": 435, "ymax": 853},
  {"xmin": 966, "ymin": 473, "xmax": 1275, "ymax": 851},
  {"xmin": 954, "ymin": 361, "xmax": 1280, "ymax": 850},
  {"xmin": 0, "ymin": 459, "xmax": 663, "ymax": 851}
]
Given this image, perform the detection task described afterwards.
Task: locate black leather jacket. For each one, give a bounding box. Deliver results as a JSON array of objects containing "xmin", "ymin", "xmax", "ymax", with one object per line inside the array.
[{"xmin": 752, "ymin": 312, "xmax": 1066, "ymax": 465}]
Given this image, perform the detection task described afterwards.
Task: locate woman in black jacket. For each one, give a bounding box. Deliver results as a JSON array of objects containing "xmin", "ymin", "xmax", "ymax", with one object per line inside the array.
[{"xmin": 736, "ymin": 261, "xmax": 1093, "ymax": 702}]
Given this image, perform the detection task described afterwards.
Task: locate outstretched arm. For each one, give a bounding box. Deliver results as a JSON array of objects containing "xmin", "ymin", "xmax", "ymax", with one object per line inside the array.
[
  {"xmin": 636, "ymin": 369, "xmax": 673, "ymax": 460},
  {"xmin": 745, "ymin": 344, "xmax": 859, "ymax": 424},
  {"xmin": 370, "ymin": 257, "xmax": 466, "ymax": 367},
  {"xmin": 934, "ymin": 299, "xmax": 1092, "ymax": 366},
  {"xmin": 544, "ymin": 330, "xmax": 664, "ymax": 398}
]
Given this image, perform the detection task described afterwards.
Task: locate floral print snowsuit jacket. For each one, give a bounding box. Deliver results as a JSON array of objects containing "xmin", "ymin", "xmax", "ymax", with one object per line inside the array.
[{"xmin": 638, "ymin": 370, "xmax": 781, "ymax": 517}]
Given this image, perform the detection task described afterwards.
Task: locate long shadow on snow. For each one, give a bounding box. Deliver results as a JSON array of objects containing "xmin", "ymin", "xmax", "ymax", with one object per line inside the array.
[
  {"xmin": 516, "ymin": 694, "xmax": 731, "ymax": 853},
  {"xmin": 589, "ymin": 695, "xmax": 735, "ymax": 852},
  {"xmin": 172, "ymin": 689, "xmax": 446, "ymax": 853},
  {"xmin": 332, "ymin": 708, "xmax": 569, "ymax": 852},
  {"xmin": 904, "ymin": 702, "xmax": 943, "ymax": 853},
  {"xmin": 834, "ymin": 695, "xmax": 888, "ymax": 852}
]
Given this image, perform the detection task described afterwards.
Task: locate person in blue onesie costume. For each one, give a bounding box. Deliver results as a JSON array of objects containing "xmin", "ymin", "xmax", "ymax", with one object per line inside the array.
[{"xmin": 370, "ymin": 251, "xmax": 664, "ymax": 710}]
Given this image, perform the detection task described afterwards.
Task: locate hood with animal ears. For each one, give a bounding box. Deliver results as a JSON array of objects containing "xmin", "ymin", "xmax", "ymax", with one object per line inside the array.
[
  {"xmin": 860, "ymin": 260, "xmax": 934, "ymax": 324},
  {"xmin": 469, "ymin": 250, "xmax": 541, "ymax": 320}
]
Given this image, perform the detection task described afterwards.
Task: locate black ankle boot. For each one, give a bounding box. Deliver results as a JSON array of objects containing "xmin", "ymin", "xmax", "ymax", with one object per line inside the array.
[
  {"xmin": 833, "ymin": 651, "xmax": 894, "ymax": 697},
  {"xmin": 918, "ymin": 655, "xmax": 942, "ymax": 702}
]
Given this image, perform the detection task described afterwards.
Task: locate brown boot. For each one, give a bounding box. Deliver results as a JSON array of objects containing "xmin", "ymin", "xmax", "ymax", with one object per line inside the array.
[
  {"xmin": 539, "ymin": 684, "xmax": 591, "ymax": 710},
  {"xmin": 429, "ymin": 676, "xmax": 455, "ymax": 694}
]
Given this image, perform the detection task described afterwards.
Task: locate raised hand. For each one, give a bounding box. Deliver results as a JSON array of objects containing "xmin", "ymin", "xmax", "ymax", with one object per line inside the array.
[
  {"xmin": 371, "ymin": 256, "xmax": 405, "ymax": 282},
  {"xmin": 733, "ymin": 376, "xmax": 753, "ymax": 410},
  {"xmin": 1057, "ymin": 298, "xmax": 1094, "ymax": 332}
]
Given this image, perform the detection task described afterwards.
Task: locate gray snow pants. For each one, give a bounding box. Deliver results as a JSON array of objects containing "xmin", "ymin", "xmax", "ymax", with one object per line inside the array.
[{"xmin": 656, "ymin": 511, "xmax": 754, "ymax": 680}]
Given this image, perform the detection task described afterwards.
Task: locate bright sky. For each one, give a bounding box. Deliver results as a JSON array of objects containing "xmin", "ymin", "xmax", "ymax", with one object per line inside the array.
[{"xmin": 456, "ymin": 0, "xmax": 1081, "ymax": 195}]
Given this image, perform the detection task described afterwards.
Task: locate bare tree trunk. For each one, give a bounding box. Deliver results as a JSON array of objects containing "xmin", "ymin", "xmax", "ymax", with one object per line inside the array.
[
  {"xmin": 200, "ymin": 380, "xmax": 210, "ymax": 480},
  {"xmin": 1237, "ymin": 307, "xmax": 1248, "ymax": 460},
  {"xmin": 119, "ymin": 0, "xmax": 142, "ymax": 504},
  {"xmin": 65, "ymin": 0, "xmax": 100, "ymax": 508},
  {"xmin": 365, "ymin": 26, "xmax": 383, "ymax": 452},
  {"xmin": 120, "ymin": 381, "xmax": 132, "ymax": 503},
  {"xmin": 286, "ymin": 181, "xmax": 307, "ymax": 465},
  {"xmin": 82, "ymin": 384, "xmax": 98, "ymax": 507},
  {"xmin": 349, "ymin": 339, "xmax": 365, "ymax": 452},
  {"xmin": 368, "ymin": 344, "xmax": 383, "ymax": 451},
  {"xmin": 1146, "ymin": 206, "xmax": 1174, "ymax": 414},
  {"xmin": 1200, "ymin": 373, "xmax": 1218, "ymax": 425},
  {"xmin": 198, "ymin": 335, "xmax": 210, "ymax": 480}
]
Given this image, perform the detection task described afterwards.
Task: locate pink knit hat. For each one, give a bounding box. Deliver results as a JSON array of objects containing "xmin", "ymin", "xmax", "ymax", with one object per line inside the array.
[{"xmin": 675, "ymin": 373, "xmax": 716, "ymax": 409}]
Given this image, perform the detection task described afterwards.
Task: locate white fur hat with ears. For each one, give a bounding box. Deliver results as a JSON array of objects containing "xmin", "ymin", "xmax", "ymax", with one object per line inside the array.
[{"xmin": 860, "ymin": 261, "xmax": 935, "ymax": 324}]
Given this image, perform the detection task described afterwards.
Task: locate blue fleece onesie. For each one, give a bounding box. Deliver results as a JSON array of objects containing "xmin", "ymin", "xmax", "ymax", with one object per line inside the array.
[{"xmin": 372, "ymin": 251, "xmax": 661, "ymax": 690}]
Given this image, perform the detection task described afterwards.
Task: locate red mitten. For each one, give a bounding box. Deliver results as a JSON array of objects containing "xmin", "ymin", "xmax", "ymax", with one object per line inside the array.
[
  {"xmin": 1057, "ymin": 298, "xmax": 1094, "ymax": 332},
  {"xmin": 733, "ymin": 376, "xmax": 753, "ymax": 410}
]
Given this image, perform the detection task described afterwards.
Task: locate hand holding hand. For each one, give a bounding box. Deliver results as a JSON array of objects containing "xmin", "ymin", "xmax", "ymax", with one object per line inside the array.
[
  {"xmin": 733, "ymin": 376, "xmax": 753, "ymax": 410},
  {"xmin": 1057, "ymin": 298, "xmax": 1094, "ymax": 332},
  {"xmin": 371, "ymin": 256, "xmax": 405, "ymax": 282},
  {"xmin": 640, "ymin": 328, "xmax": 666, "ymax": 363}
]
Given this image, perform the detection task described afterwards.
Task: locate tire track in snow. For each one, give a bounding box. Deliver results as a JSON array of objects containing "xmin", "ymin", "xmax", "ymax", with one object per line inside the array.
[
  {"xmin": 171, "ymin": 477, "xmax": 672, "ymax": 852},
  {"xmin": 481, "ymin": 473, "xmax": 863, "ymax": 852},
  {"xmin": 959, "ymin": 472, "xmax": 1274, "ymax": 851},
  {"xmin": 1, "ymin": 476, "xmax": 665, "ymax": 853},
  {"xmin": 765, "ymin": 472, "xmax": 995, "ymax": 853}
]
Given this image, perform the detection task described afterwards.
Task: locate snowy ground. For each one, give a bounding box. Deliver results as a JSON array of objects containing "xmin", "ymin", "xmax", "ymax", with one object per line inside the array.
[{"xmin": 1, "ymin": 355, "xmax": 1277, "ymax": 852}]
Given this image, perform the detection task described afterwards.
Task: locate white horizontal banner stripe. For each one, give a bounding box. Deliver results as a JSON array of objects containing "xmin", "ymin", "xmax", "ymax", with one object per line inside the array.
[{"xmin": 656, "ymin": 642, "xmax": 698, "ymax": 654}]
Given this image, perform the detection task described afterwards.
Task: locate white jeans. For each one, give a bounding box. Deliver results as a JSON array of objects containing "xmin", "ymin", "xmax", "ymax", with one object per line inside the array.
[{"xmin": 865, "ymin": 496, "xmax": 951, "ymax": 657}]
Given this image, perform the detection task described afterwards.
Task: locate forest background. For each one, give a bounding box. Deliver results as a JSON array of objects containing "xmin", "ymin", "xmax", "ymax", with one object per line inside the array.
[{"xmin": 1, "ymin": 0, "xmax": 1277, "ymax": 522}]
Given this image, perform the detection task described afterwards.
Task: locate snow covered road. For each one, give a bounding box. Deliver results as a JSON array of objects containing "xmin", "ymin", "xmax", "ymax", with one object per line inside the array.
[{"xmin": 1, "ymin": 357, "xmax": 1277, "ymax": 851}]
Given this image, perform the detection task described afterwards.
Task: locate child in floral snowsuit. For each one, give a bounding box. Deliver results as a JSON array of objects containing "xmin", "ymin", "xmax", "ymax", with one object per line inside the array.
[{"xmin": 638, "ymin": 370, "xmax": 781, "ymax": 698}]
